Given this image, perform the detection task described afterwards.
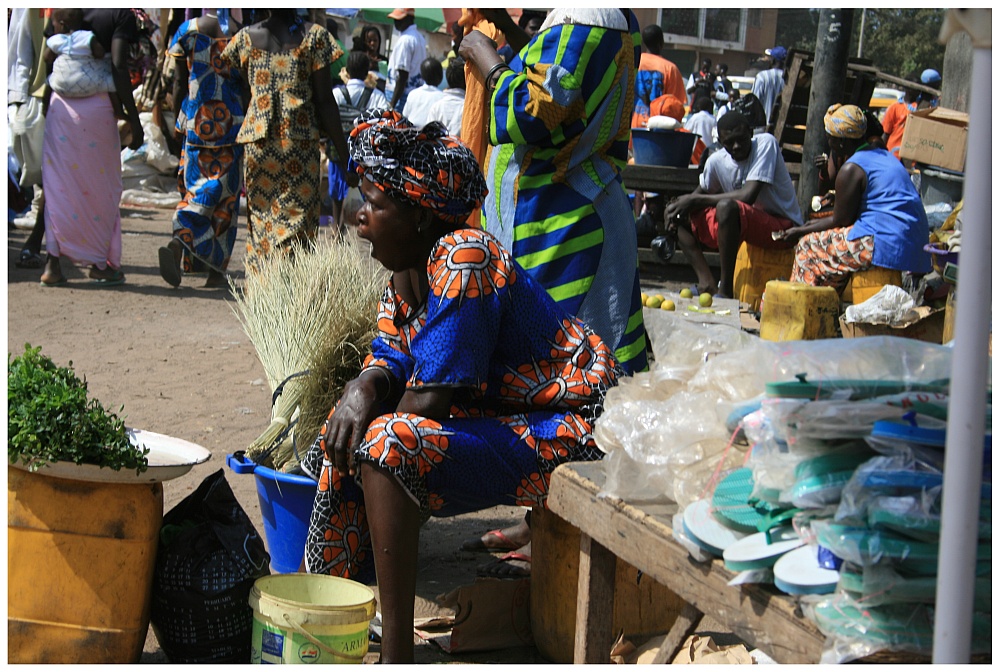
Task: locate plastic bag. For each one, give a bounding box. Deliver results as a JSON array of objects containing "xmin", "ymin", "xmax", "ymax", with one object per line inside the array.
[
  {"xmin": 150, "ymin": 470, "xmax": 271, "ymax": 663},
  {"xmin": 838, "ymin": 562, "xmax": 993, "ymax": 611},
  {"xmin": 843, "ymin": 285, "xmax": 917, "ymax": 325},
  {"xmin": 802, "ymin": 592, "xmax": 991, "ymax": 663},
  {"xmin": 596, "ymin": 331, "xmax": 956, "ymax": 505},
  {"xmin": 731, "ymin": 92, "xmax": 767, "ymax": 130},
  {"xmin": 138, "ymin": 111, "xmax": 179, "ymax": 173}
]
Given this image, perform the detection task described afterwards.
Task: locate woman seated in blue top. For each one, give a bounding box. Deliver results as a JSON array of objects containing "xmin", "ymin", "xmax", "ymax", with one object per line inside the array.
[
  {"xmin": 300, "ymin": 109, "xmax": 621, "ymax": 663},
  {"xmin": 776, "ymin": 104, "xmax": 931, "ymax": 287}
]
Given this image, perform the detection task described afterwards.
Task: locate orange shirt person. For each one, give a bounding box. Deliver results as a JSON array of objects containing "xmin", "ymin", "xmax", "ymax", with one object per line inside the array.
[
  {"xmin": 631, "ymin": 24, "xmax": 686, "ymax": 130},
  {"xmin": 882, "ymin": 88, "xmax": 918, "ymax": 160}
]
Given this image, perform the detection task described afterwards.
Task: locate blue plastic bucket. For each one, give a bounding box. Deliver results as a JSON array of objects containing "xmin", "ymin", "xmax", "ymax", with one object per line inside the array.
[
  {"xmin": 631, "ymin": 128, "xmax": 698, "ymax": 167},
  {"xmin": 227, "ymin": 453, "xmax": 318, "ymax": 574}
]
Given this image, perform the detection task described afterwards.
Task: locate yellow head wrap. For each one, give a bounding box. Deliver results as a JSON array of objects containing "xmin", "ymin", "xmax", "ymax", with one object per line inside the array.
[{"xmin": 823, "ymin": 104, "xmax": 867, "ymax": 139}]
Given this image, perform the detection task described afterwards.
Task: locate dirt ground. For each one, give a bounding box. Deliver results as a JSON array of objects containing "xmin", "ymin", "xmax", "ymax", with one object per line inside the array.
[{"xmin": 6, "ymin": 202, "xmax": 699, "ymax": 664}]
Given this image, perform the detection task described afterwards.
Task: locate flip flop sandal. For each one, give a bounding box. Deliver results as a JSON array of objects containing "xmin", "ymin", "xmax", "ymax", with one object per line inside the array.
[
  {"xmin": 90, "ymin": 270, "xmax": 126, "ymax": 286},
  {"xmin": 16, "ymin": 249, "xmax": 44, "ymax": 269},
  {"xmin": 461, "ymin": 528, "xmax": 522, "ymax": 552},
  {"xmin": 476, "ymin": 551, "xmax": 531, "ymax": 579},
  {"xmin": 39, "ymin": 277, "xmax": 68, "ymax": 287},
  {"xmin": 158, "ymin": 245, "xmax": 182, "ymax": 287}
]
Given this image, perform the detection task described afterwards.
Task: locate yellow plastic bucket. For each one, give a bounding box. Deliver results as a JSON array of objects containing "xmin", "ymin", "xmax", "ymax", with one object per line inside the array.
[{"xmin": 249, "ymin": 574, "xmax": 376, "ymax": 664}]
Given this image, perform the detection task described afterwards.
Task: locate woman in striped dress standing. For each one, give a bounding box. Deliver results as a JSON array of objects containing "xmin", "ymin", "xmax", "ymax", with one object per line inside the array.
[
  {"xmin": 461, "ymin": 8, "xmax": 649, "ymax": 377},
  {"xmin": 458, "ymin": 7, "xmax": 649, "ymax": 568}
]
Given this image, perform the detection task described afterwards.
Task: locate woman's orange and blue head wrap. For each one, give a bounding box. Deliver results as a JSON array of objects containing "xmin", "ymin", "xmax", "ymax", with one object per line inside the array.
[
  {"xmin": 348, "ymin": 110, "xmax": 488, "ymax": 225},
  {"xmin": 823, "ymin": 103, "xmax": 867, "ymax": 139}
]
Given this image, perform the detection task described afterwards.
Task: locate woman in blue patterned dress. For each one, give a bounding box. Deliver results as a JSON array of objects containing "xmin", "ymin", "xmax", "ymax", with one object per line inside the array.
[
  {"xmin": 160, "ymin": 12, "xmax": 244, "ymax": 288},
  {"xmin": 300, "ymin": 110, "xmax": 621, "ymax": 663}
]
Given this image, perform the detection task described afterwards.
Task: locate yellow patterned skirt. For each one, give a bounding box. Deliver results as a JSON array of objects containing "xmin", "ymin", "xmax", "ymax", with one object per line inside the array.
[{"xmin": 243, "ymin": 137, "xmax": 320, "ymax": 274}]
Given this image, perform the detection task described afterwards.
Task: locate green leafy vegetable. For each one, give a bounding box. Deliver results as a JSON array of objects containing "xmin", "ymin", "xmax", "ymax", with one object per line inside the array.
[{"xmin": 8, "ymin": 344, "xmax": 149, "ymax": 473}]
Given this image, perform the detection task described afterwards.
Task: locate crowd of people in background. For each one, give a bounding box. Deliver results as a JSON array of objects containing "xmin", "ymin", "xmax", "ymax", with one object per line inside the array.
[
  {"xmin": 7, "ymin": 7, "xmax": 945, "ymax": 664},
  {"xmin": 9, "ymin": 9, "xmax": 940, "ymax": 290}
]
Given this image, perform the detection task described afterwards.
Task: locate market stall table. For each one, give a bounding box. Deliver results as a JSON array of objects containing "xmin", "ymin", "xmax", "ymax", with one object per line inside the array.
[{"xmin": 546, "ymin": 460, "xmax": 829, "ymax": 664}]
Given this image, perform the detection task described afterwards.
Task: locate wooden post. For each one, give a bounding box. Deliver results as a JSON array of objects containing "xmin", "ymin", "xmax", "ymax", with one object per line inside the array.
[
  {"xmin": 796, "ymin": 8, "xmax": 853, "ymax": 218},
  {"xmin": 941, "ymin": 31, "xmax": 973, "ymax": 113},
  {"xmin": 574, "ymin": 533, "xmax": 616, "ymax": 663}
]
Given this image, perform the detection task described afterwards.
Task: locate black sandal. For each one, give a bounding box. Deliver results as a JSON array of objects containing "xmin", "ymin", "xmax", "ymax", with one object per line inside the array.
[{"xmin": 15, "ymin": 249, "xmax": 44, "ymax": 269}]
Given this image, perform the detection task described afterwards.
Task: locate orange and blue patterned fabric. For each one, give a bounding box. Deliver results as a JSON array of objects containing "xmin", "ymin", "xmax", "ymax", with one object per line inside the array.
[
  {"xmin": 480, "ymin": 10, "xmax": 649, "ymax": 376},
  {"xmin": 168, "ymin": 20, "xmax": 244, "ymax": 273},
  {"xmin": 302, "ymin": 228, "xmax": 622, "ymax": 581},
  {"xmin": 348, "ymin": 109, "xmax": 487, "ymax": 225},
  {"xmin": 220, "ymin": 23, "xmax": 341, "ymax": 273}
]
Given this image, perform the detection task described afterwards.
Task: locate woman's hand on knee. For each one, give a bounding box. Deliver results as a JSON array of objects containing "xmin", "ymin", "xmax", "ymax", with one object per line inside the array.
[{"xmin": 321, "ymin": 375, "xmax": 382, "ymax": 476}]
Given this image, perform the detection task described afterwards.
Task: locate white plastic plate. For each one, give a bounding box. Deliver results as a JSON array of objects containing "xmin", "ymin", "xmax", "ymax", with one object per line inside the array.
[
  {"xmin": 9, "ymin": 428, "xmax": 211, "ymax": 483},
  {"xmin": 682, "ymin": 498, "xmax": 748, "ymax": 556}
]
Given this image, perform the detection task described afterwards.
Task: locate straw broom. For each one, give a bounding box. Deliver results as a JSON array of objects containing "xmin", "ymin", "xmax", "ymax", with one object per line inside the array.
[{"xmin": 229, "ymin": 234, "xmax": 386, "ymax": 471}]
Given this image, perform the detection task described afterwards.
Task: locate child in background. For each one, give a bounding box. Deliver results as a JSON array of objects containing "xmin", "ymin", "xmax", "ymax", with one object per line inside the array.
[{"xmin": 44, "ymin": 8, "xmax": 124, "ymax": 119}]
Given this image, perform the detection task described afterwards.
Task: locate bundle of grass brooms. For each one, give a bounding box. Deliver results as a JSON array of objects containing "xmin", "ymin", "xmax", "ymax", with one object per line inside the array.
[{"xmin": 230, "ymin": 235, "xmax": 387, "ymax": 472}]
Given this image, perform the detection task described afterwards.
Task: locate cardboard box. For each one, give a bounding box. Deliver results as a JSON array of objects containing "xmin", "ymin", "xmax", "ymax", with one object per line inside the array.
[
  {"xmin": 839, "ymin": 306, "xmax": 946, "ymax": 344},
  {"xmin": 898, "ymin": 107, "xmax": 969, "ymax": 172}
]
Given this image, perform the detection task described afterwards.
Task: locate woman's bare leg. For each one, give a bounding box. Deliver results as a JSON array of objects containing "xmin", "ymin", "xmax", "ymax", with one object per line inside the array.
[
  {"xmin": 40, "ymin": 254, "xmax": 64, "ymax": 284},
  {"xmin": 359, "ymin": 462, "xmax": 420, "ymax": 664}
]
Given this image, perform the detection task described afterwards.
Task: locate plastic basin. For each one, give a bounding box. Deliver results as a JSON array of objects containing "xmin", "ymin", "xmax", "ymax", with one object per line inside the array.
[
  {"xmin": 923, "ymin": 242, "xmax": 958, "ymax": 275},
  {"xmin": 631, "ymin": 128, "xmax": 697, "ymax": 167}
]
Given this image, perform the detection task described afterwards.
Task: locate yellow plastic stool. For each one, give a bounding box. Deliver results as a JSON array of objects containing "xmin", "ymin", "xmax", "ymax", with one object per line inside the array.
[
  {"xmin": 733, "ymin": 241, "xmax": 795, "ymax": 312},
  {"xmin": 760, "ymin": 280, "xmax": 841, "ymax": 341},
  {"xmin": 841, "ymin": 267, "xmax": 902, "ymax": 305}
]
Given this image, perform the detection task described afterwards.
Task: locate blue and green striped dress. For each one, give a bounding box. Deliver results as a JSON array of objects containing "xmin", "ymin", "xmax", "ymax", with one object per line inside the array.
[{"xmin": 481, "ymin": 10, "xmax": 648, "ymax": 375}]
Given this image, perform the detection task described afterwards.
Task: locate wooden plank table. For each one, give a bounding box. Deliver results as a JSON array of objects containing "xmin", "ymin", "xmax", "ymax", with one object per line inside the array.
[
  {"xmin": 546, "ymin": 461, "xmax": 828, "ymax": 664},
  {"xmin": 622, "ymin": 164, "xmax": 700, "ymax": 196}
]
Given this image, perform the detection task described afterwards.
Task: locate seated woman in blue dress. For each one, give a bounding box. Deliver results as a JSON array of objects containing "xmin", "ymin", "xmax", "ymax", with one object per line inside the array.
[
  {"xmin": 300, "ymin": 109, "xmax": 622, "ymax": 663},
  {"xmin": 776, "ymin": 104, "xmax": 931, "ymax": 287}
]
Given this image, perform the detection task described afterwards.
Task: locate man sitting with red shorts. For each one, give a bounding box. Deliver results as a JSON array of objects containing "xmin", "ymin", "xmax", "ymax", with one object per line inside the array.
[{"xmin": 665, "ymin": 112, "xmax": 802, "ymax": 297}]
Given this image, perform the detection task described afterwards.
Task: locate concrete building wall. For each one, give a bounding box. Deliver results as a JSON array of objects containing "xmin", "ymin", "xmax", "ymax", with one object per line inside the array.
[{"xmin": 632, "ymin": 8, "xmax": 780, "ymax": 79}]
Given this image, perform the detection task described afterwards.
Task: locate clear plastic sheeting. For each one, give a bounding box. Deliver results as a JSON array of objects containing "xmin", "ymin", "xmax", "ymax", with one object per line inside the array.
[
  {"xmin": 802, "ymin": 592, "xmax": 991, "ymax": 663},
  {"xmin": 836, "ymin": 455, "xmax": 943, "ymax": 529},
  {"xmin": 644, "ymin": 313, "xmax": 755, "ymax": 366},
  {"xmin": 596, "ymin": 332, "xmax": 958, "ymax": 506},
  {"xmin": 837, "ymin": 563, "xmax": 993, "ymax": 612}
]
